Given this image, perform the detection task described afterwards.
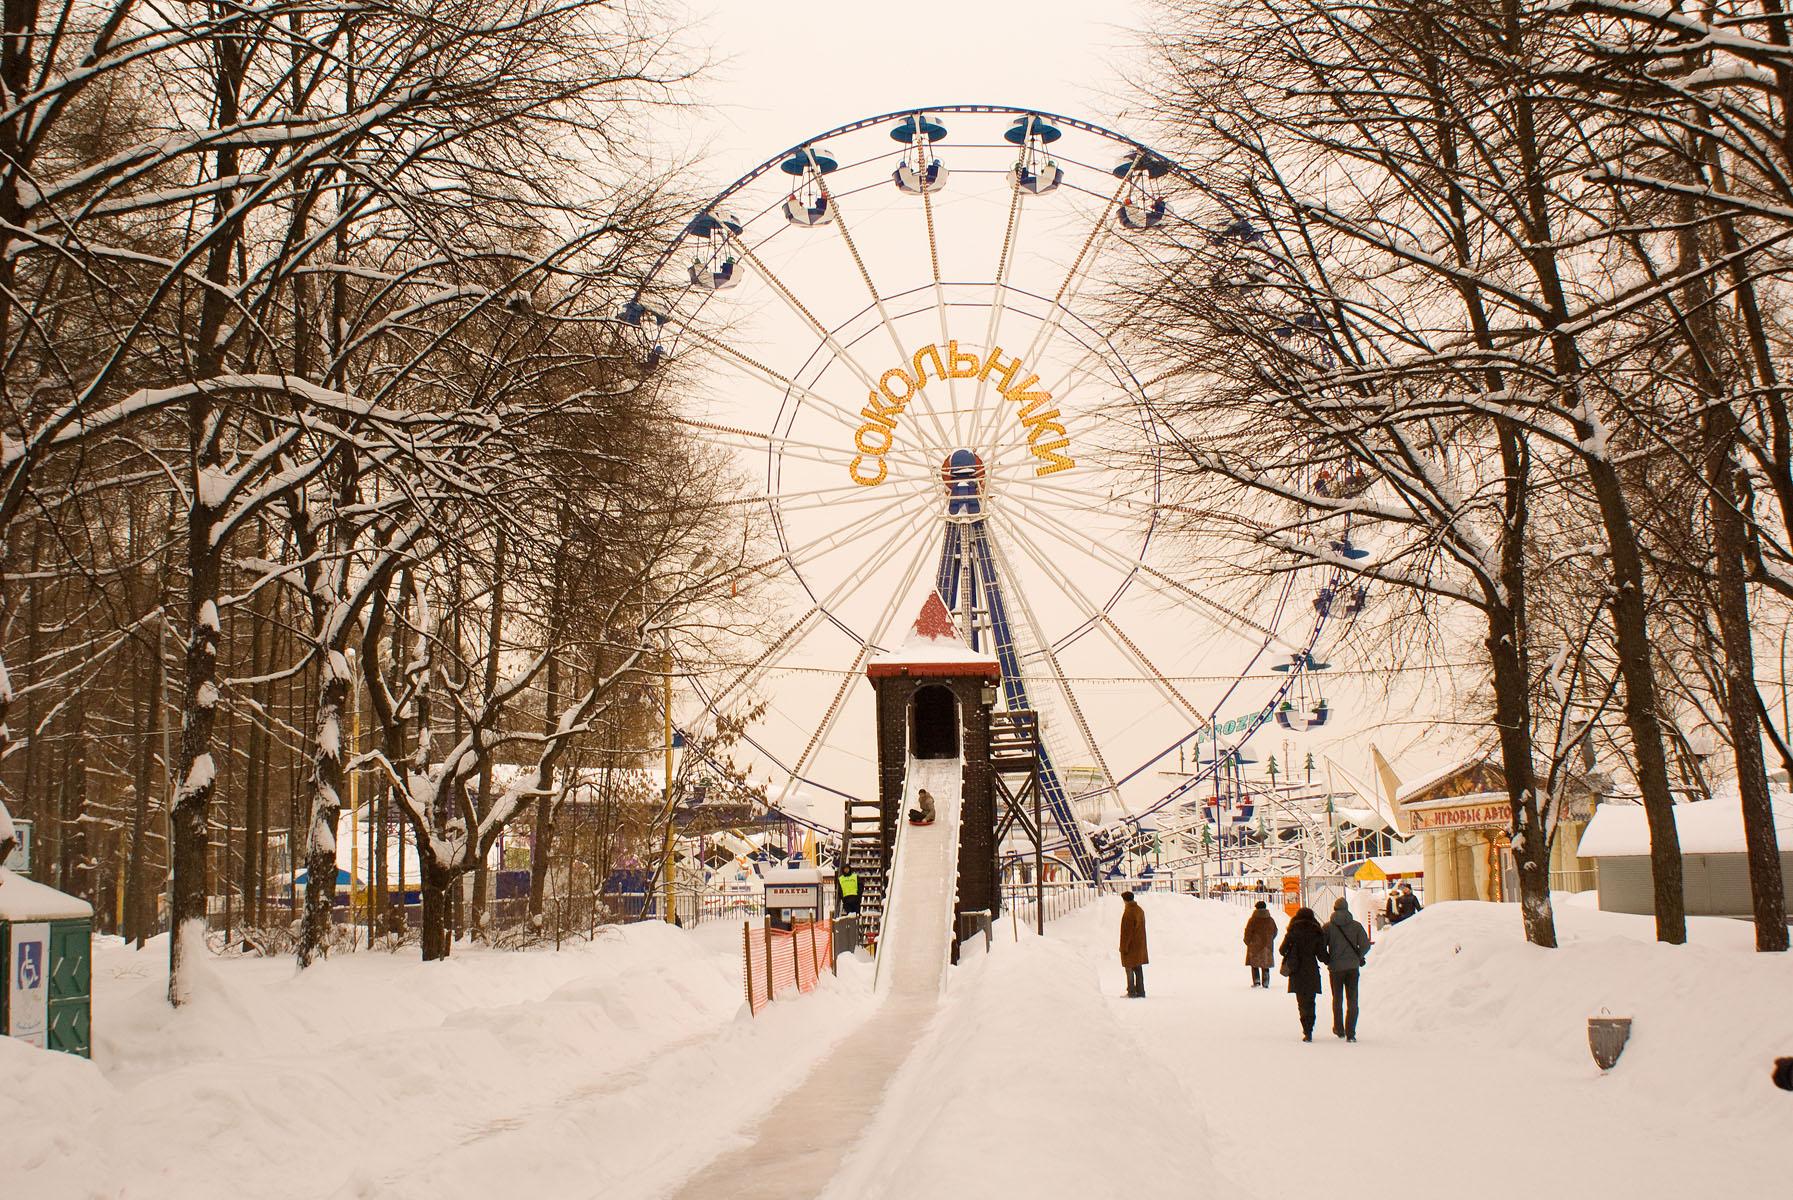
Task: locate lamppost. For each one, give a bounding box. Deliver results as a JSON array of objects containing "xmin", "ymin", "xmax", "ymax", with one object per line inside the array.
[
  {"xmin": 659, "ymin": 649, "xmax": 678, "ymax": 924},
  {"xmin": 344, "ymin": 646, "xmax": 364, "ymax": 945}
]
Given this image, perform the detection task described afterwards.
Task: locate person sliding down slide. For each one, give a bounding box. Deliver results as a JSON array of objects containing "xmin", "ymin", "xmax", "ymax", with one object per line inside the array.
[{"xmin": 907, "ymin": 787, "xmax": 937, "ymax": 825}]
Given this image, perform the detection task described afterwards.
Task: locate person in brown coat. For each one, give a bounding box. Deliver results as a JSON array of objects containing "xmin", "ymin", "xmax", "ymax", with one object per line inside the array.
[
  {"xmin": 1119, "ymin": 890, "xmax": 1148, "ymax": 998},
  {"xmin": 1243, "ymin": 900, "xmax": 1277, "ymax": 989}
]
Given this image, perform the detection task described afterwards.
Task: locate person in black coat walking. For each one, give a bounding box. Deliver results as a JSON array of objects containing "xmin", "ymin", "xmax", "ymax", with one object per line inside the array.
[
  {"xmin": 1278, "ymin": 906, "xmax": 1329, "ymax": 1041},
  {"xmin": 1324, "ymin": 896, "xmax": 1371, "ymax": 1042}
]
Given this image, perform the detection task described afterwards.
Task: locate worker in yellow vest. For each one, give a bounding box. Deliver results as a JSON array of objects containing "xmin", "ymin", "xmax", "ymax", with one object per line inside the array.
[{"xmin": 838, "ymin": 867, "xmax": 860, "ymax": 915}]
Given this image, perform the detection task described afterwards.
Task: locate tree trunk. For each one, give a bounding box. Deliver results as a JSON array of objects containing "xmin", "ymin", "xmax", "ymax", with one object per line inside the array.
[
  {"xmin": 242, "ymin": 584, "xmax": 269, "ymax": 935},
  {"xmin": 169, "ymin": 13, "xmax": 246, "ymax": 1005},
  {"xmin": 527, "ymin": 651, "xmax": 562, "ymax": 920},
  {"xmin": 1705, "ymin": 400, "xmax": 1789, "ymax": 950},
  {"xmin": 1487, "ymin": 423, "xmax": 1554, "ymax": 946},
  {"xmin": 420, "ymin": 861, "xmax": 455, "ymax": 961},
  {"xmin": 125, "ymin": 632, "xmax": 161, "ymax": 948},
  {"xmin": 469, "ymin": 528, "xmax": 507, "ymax": 938},
  {"xmin": 298, "ymin": 663, "xmax": 351, "ymax": 967},
  {"xmin": 168, "ymin": 533, "xmax": 222, "ymax": 1002},
  {"xmin": 1586, "ymin": 457, "xmax": 1687, "ymax": 943}
]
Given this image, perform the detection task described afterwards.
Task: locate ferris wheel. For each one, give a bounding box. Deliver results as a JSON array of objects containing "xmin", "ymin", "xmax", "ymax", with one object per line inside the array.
[{"xmin": 624, "ymin": 105, "xmax": 1358, "ymax": 878}]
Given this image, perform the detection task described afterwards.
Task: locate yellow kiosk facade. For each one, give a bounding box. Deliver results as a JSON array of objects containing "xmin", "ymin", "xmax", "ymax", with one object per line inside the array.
[{"xmin": 1386, "ymin": 754, "xmax": 1596, "ymax": 903}]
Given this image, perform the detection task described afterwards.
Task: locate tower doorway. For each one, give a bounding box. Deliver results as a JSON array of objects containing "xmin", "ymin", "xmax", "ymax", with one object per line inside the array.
[{"xmin": 911, "ymin": 685, "xmax": 959, "ymax": 759}]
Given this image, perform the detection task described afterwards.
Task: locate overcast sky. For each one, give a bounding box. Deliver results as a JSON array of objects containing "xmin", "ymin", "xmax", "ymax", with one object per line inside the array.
[{"xmin": 682, "ymin": 0, "xmax": 1151, "ymax": 177}]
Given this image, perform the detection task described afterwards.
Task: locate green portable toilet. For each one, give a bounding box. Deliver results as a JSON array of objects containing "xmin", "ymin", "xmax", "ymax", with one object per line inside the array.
[{"xmin": 0, "ymin": 867, "xmax": 93, "ymax": 1058}]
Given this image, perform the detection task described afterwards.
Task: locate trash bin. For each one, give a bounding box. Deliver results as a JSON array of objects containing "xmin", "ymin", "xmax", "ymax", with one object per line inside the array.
[{"xmin": 0, "ymin": 868, "xmax": 93, "ymax": 1058}]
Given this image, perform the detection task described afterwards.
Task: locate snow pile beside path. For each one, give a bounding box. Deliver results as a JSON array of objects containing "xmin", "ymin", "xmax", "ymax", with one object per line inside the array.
[
  {"xmin": 8, "ymin": 922, "xmax": 874, "ymax": 1200},
  {"xmin": 824, "ymin": 922, "xmax": 1251, "ymax": 1200},
  {"xmin": 1373, "ymin": 902, "xmax": 1792, "ymax": 1099}
]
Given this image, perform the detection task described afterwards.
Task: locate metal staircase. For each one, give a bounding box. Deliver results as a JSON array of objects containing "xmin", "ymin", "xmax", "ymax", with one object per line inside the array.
[{"xmin": 843, "ymin": 798, "xmax": 887, "ymax": 942}]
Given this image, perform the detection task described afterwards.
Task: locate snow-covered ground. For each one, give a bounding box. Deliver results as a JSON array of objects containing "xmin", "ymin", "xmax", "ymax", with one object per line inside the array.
[
  {"xmin": 837, "ymin": 893, "xmax": 1787, "ymax": 1199},
  {"xmin": 4, "ymin": 921, "xmax": 872, "ymax": 1199},
  {"xmin": 6, "ymin": 896, "xmax": 1788, "ymax": 1197}
]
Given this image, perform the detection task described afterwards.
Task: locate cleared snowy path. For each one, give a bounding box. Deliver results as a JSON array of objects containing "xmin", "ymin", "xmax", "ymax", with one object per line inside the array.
[
  {"xmin": 664, "ymin": 759, "xmax": 961, "ymax": 1200},
  {"xmin": 806, "ymin": 893, "xmax": 1788, "ymax": 1199},
  {"xmin": 1067, "ymin": 894, "xmax": 1789, "ymax": 1198}
]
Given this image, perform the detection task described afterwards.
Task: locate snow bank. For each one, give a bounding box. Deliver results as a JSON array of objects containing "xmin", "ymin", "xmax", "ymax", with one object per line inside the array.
[
  {"xmin": 8, "ymin": 921, "xmax": 873, "ymax": 1199},
  {"xmin": 1372, "ymin": 900, "xmax": 1792, "ymax": 1112}
]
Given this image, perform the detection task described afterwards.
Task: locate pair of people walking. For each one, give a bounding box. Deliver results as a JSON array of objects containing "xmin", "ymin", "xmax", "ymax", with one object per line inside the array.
[
  {"xmin": 1384, "ymin": 882, "xmax": 1421, "ymax": 925},
  {"xmin": 1278, "ymin": 898, "xmax": 1371, "ymax": 1041}
]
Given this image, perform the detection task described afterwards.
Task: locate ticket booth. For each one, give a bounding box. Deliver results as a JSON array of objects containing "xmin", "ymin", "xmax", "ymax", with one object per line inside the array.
[
  {"xmin": 761, "ymin": 866, "xmax": 823, "ymax": 929},
  {"xmin": 0, "ymin": 869, "xmax": 92, "ymax": 1058}
]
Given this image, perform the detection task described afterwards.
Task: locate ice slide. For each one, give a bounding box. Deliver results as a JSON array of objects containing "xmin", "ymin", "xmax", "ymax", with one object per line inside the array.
[
  {"xmin": 873, "ymin": 755, "xmax": 964, "ymax": 998},
  {"xmin": 665, "ymin": 758, "xmax": 963, "ymax": 1200}
]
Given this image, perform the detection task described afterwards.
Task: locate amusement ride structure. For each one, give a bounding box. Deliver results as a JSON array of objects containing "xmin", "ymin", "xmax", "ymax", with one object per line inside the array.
[{"xmin": 622, "ymin": 106, "xmax": 1377, "ymax": 897}]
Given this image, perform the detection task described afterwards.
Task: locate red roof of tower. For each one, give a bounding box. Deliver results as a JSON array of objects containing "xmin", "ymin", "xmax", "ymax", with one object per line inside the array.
[{"xmin": 866, "ymin": 591, "xmax": 1001, "ymax": 680}]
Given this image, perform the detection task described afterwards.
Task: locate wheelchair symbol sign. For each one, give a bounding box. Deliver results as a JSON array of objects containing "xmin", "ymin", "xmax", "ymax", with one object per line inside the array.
[
  {"xmin": 7, "ymin": 923, "xmax": 49, "ymax": 1044},
  {"xmin": 17, "ymin": 938, "xmax": 42, "ymax": 988}
]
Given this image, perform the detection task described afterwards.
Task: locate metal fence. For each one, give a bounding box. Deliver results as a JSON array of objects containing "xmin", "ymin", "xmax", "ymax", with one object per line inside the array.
[
  {"xmin": 994, "ymin": 872, "xmax": 1376, "ymax": 939},
  {"xmin": 1550, "ymin": 869, "xmax": 1598, "ymax": 894},
  {"xmin": 210, "ymin": 884, "xmax": 768, "ymax": 956}
]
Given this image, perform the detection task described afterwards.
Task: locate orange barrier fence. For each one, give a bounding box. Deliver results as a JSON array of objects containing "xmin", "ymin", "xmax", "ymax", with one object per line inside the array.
[{"xmin": 744, "ymin": 919, "xmax": 834, "ymax": 1015}]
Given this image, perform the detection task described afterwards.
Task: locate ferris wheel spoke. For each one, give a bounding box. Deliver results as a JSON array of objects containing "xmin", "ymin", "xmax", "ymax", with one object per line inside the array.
[
  {"xmin": 969, "ymin": 169, "xmax": 1133, "ymax": 467},
  {"xmin": 918, "ymin": 177, "xmax": 970, "ymax": 450},
  {"xmin": 990, "ymin": 508, "xmax": 1210, "ymax": 728},
  {"xmin": 811, "ymin": 171, "xmax": 959, "ymax": 452},
  {"xmin": 667, "ymin": 415, "xmax": 922, "ymax": 469},
  {"xmin": 661, "ymin": 315, "xmax": 882, "ymax": 440},
  {"xmin": 981, "ymin": 524, "xmax": 1124, "ymax": 814},
  {"xmin": 770, "ymin": 483, "xmax": 935, "ymax": 577},
  {"xmin": 769, "ymin": 481, "xmax": 935, "ymax": 516},
  {"xmin": 770, "ymin": 510, "xmax": 945, "ymax": 809},
  {"xmin": 995, "ymin": 482, "xmax": 1203, "ymax": 530},
  {"xmin": 729, "ymin": 240, "xmax": 912, "ymax": 402},
  {"xmin": 719, "ymin": 501, "xmax": 940, "ymax": 717},
  {"xmin": 985, "ymin": 489, "xmax": 1149, "ymax": 588},
  {"xmin": 1003, "ymin": 474, "xmax": 1160, "ymax": 513},
  {"xmin": 778, "ymin": 498, "xmax": 937, "ymax": 625},
  {"xmin": 961, "ymin": 185, "xmax": 1029, "ymax": 463},
  {"xmin": 708, "ymin": 605, "xmax": 824, "ymax": 710},
  {"xmin": 1035, "ymin": 282, "xmax": 1164, "ymax": 405},
  {"xmin": 1000, "ymin": 489, "xmax": 1307, "ymax": 656}
]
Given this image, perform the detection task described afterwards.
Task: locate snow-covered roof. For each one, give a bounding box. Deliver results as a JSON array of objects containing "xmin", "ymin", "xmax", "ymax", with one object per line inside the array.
[
  {"xmin": 0, "ymin": 868, "xmax": 93, "ymax": 920},
  {"xmin": 1395, "ymin": 754, "xmax": 1502, "ymax": 806},
  {"xmin": 1578, "ymin": 794, "xmax": 1793, "ymax": 858},
  {"xmin": 867, "ymin": 592, "xmax": 999, "ymax": 678}
]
